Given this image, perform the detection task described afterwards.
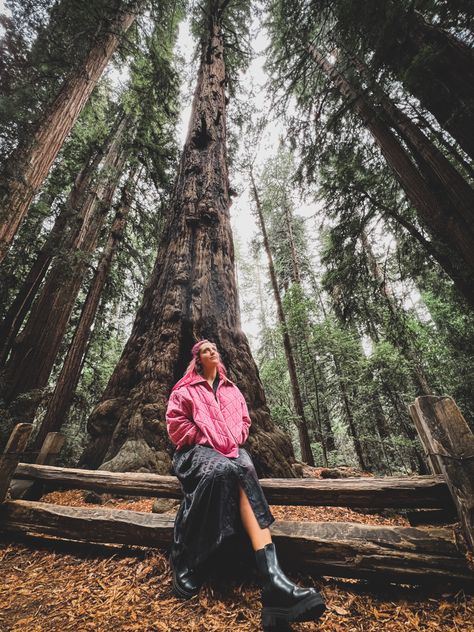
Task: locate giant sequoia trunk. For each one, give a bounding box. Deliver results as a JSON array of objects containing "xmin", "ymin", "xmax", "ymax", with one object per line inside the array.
[
  {"xmin": 0, "ymin": 0, "xmax": 143, "ymax": 263},
  {"xmin": 2, "ymin": 120, "xmax": 128, "ymax": 417},
  {"xmin": 79, "ymin": 20, "xmax": 296, "ymax": 478},
  {"xmin": 308, "ymin": 46, "xmax": 474, "ymax": 307}
]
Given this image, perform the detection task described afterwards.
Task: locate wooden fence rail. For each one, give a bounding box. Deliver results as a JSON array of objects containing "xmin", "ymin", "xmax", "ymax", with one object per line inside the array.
[
  {"xmin": 0, "ymin": 499, "xmax": 473, "ymax": 586},
  {"xmin": 12, "ymin": 463, "xmax": 454, "ymax": 508},
  {"xmin": 1, "ymin": 395, "xmax": 473, "ymax": 589}
]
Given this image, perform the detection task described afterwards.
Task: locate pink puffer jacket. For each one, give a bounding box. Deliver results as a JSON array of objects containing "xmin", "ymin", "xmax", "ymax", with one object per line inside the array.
[{"xmin": 166, "ymin": 373, "xmax": 251, "ymax": 458}]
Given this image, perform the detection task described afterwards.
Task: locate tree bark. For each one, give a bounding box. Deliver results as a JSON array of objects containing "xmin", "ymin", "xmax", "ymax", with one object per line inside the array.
[
  {"xmin": 33, "ymin": 168, "xmax": 138, "ymax": 449},
  {"xmin": 2, "ymin": 119, "xmax": 128, "ymax": 416},
  {"xmin": 0, "ymin": 140, "xmax": 109, "ymax": 367},
  {"xmin": 0, "ymin": 0, "xmax": 143, "ymax": 262},
  {"xmin": 2, "ymin": 500, "xmax": 472, "ymax": 585},
  {"xmin": 250, "ymin": 171, "xmax": 314, "ymax": 465},
  {"xmin": 375, "ymin": 84, "xmax": 474, "ymax": 234},
  {"xmin": 308, "ymin": 45, "xmax": 474, "ymax": 307},
  {"xmin": 79, "ymin": 19, "xmax": 296, "ymax": 477}
]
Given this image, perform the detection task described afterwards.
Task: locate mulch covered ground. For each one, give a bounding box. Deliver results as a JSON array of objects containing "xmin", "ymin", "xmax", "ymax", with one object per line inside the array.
[{"xmin": 0, "ymin": 490, "xmax": 473, "ymax": 631}]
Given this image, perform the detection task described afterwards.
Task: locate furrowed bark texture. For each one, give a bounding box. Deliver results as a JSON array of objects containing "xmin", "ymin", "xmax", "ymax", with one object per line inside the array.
[
  {"xmin": 2, "ymin": 119, "xmax": 128, "ymax": 416},
  {"xmin": 0, "ymin": 0, "xmax": 143, "ymax": 262},
  {"xmin": 0, "ymin": 139, "xmax": 110, "ymax": 367},
  {"xmin": 80, "ymin": 21, "xmax": 296, "ymax": 477},
  {"xmin": 33, "ymin": 169, "xmax": 138, "ymax": 449}
]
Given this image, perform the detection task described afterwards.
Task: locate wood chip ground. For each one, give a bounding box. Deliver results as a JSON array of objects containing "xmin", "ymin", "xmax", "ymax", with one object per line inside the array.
[{"xmin": 0, "ymin": 489, "xmax": 473, "ymax": 631}]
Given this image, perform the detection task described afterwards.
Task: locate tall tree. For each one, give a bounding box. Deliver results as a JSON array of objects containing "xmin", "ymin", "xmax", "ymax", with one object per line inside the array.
[
  {"xmin": 0, "ymin": 107, "xmax": 115, "ymax": 365},
  {"xmin": 33, "ymin": 167, "xmax": 139, "ymax": 449},
  {"xmin": 79, "ymin": 0, "xmax": 296, "ymax": 477},
  {"xmin": 250, "ymin": 168, "xmax": 314, "ymax": 465},
  {"xmin": 267, "ymin": 2, "xmax": 474, "ymax": 307},
  {"xmin": 0, "ymin": 0, "xmax": 145, "ymax": 262},
  {"xmin": 2, "ymin": 113, "xmax": 130, "ymax": 418},
  {"xmin": 306, "ymin": 46, "xmax": 474, "ymax": 305}
]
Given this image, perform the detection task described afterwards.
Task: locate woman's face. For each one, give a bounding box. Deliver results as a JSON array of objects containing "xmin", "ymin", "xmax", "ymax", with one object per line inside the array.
[{"xmin": 198, "ymin": 342, "xmax": 220, "ymax": 372}]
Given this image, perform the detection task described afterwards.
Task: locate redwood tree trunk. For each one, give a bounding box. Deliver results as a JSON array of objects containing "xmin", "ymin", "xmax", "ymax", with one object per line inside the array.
[
  {"xmin": 308, "ymin": 45, "xmax": 474, "ymax": 307},
  {"xmin": 2, "ymin": 122, "xmax": 128, "ymax": 417},
  {"xmin": 79, "ymin": 19, "xmax": 296, "ymax": 478},
  {"xmin": 0, "ymin": 0, "xmax": 143, "ymax": 263},
  {"xmin": 250, "ymin": 170, "xmax": 314, "ymax": 466},
  {"xmin": 0, "ymin": 140, "xmax": 109, "ymax": 366},
  {"xmin": 33, "ymin": 169, "xmax": 138, "ymax": 449}
]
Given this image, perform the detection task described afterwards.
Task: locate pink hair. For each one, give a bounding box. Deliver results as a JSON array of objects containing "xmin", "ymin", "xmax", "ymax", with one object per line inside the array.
[{"xmin": 171, "ymin": 339, "xmax": 228, "ymax": 392}]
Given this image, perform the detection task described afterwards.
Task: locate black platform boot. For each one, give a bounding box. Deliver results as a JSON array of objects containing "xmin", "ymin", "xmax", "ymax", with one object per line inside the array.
[
  {"xmin": 255, "ymin": 543, "xmax": 326, "ymax": 630},
  {"xmin": 169, "ymin": 550, "xmax": 203, "ymax": 599}
]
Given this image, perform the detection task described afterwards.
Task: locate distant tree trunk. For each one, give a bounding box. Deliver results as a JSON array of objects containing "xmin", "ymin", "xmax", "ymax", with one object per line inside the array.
[
  {"xmin": 382, "ymin": 383, "xmax": 428, "ymax": 474},
  {"xmin": 79, "ymin": 17, "xmax": 296, "ymax": 477},
  {"xmin": 308, "ymin": 45, "xmax": 474, "ymax": 307},
  {"xmin": 0, "ymin": 0, "xmax": 143, "ymax": 263},
  {"xmin": 33, "ymin": 168, "xmax": 138, "ymax": 449},
  {"xmin": 250, "ymin": 170, "xmax": 314, "ymax": 465},
  {"xmin": 282, "ymin": 201, "xmax": 329, "ymax": 464},
  {"xmin": 2, "ymin": 120, "xmax": 128, "ymax": 417},
  {"xmin": 283, "ymin": 204, "xmax": 302, "ymax": 284},
  {"xmin": 359, "ymin": 229, "xmax": 432, "ymax": 397},
  {"xmin": 333, "ymin": 352, "xmax": 368, "ymax": 471},
  {"xmin": 0, "ymin": 140, "xmax": 110, "ymax": 366}
]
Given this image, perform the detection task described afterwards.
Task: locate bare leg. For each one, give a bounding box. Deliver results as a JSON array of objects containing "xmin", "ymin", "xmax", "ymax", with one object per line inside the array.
[{"xmin": 238, "ymin": 485, "xmax": 272, "ymax": 550}]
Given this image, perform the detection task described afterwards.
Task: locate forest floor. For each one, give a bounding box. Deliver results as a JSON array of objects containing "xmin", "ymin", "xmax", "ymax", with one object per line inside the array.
[{"xmin": 0, "ymin": 483, "xmax": 473, "ymax": 632}]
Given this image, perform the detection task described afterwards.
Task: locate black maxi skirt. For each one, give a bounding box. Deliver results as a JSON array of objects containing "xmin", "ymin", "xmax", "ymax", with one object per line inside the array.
[{"xmin": 170, "ymin": 444, "xmax": 275, "ymax": 572}]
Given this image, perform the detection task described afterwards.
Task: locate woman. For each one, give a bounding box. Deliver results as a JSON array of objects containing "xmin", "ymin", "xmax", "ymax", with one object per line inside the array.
[{"xmin": 166, "ymin": 339, "xmax": 326, "ymax": 628}]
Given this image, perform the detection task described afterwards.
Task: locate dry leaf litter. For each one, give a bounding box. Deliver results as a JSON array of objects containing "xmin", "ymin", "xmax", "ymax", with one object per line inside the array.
[{"xmin": 0, "ymin": 480, "xmax": 473, "ymax": 631}]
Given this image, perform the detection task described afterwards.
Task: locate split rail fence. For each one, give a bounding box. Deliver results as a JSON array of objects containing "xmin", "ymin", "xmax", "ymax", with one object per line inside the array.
[{"xmin": 1, "ymin": 395, "xmax": 473, "ymax": 588}]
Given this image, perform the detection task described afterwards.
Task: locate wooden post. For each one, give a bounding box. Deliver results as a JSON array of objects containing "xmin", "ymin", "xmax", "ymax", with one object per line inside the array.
[
  {"xmin": 413, "ymin": 396, "xmax": 474, "ymax": 554},
  {"xmin": 9, "ymin": 432, "xmax": 64, "ymax": 500},
  {"xmin": 409, "ymin": 404, "xmax": 443, "ymax": 474},
  {"xmin": 0, "ymin": 424, "xmax": 33, "ymax": 503},
  {"xmin": 35, "ymin": 432, "xmax": 65, "ymax": 466}
]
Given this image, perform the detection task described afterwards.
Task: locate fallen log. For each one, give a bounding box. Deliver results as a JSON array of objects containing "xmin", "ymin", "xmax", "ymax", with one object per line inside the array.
[
  {"xmin": 12, "ymin": 464, "xmax": 454, "ymax": 508},
  {"xmin": 0, "ymin": 500, "xmax": 472, "ymax": 586}
]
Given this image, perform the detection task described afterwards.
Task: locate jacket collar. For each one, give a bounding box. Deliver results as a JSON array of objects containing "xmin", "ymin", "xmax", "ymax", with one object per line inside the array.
[{"xmin": 187, "ymin": 369, "xmax": 232, "ymax": 388}]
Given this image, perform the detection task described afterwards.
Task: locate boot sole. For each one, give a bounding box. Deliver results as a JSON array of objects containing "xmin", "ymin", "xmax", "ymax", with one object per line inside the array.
[{"xmin": 262, "ymin": 592, "xmax": 326, "ymax": 628}]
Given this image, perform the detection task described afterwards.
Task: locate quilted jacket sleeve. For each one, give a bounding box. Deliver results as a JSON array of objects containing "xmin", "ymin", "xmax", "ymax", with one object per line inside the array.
[
  {"xmin": 238, "ymin": 392, "xmax": 251, "ymax": 445},
  {"xmin": 166, "ymin": 389, "xmax": 204, "ymax": 448}
]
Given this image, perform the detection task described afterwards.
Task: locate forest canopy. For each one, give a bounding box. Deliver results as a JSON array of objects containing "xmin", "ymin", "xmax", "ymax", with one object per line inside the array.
[{"xmin": 0, "ymin": 0, "xmax": 473, "ymax": 477}]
